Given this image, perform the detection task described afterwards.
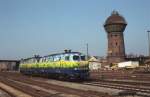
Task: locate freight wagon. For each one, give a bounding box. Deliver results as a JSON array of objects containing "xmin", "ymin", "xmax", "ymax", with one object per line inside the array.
[{"xmin": 19, "ymin": 51, "xmax": 89, "ymax": 80}]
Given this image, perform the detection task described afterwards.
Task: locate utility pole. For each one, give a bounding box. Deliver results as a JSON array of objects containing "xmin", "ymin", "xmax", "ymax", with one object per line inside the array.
[
  {"xmin": 148, "ymin": 30, "xmax": 150, "ymax": 57},
  {"xmin": 86, "ymin": 43, "xmax": 89, "ymax": 60}
]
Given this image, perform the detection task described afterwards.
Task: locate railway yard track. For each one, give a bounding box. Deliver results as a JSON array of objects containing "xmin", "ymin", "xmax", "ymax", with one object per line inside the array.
[
  {"xmin": 0, "ymin": 71, "xmax": 149, "ymax": 97},
  {"xmin": 0, "ymin": 72, "xmax": 111, "ymax": 97},
  {"xmin": 88, "ymin": 70, "xmax": 150, "ymax": 96},
  {"xmin": 90, "ymin": 70, "xmax": 150, "ymax": 81},
  {"xmin": 82, "ymin": 81, "xmax": 150, "ymax": 96}
]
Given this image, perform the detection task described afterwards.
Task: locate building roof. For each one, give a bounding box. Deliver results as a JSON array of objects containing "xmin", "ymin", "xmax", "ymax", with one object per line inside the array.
[{"xmin": 0, "ymin": 60, "xmax": 20, "ymax": 62}]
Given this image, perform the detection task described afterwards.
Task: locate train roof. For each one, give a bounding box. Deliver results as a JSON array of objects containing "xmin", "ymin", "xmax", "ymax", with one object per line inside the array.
[
  {"xmin": 43, "ymin": 52, "xmax": 84, "ymax": 57},
  {"xmin": 21, "ymin": 56, "xmax": 41, "ymax": 61},
  {"xmin": 21, "ymin": 51, "xmax": 85, "ymax": 60},
  {"xmin": 0, "ymin": 60, "xmax": 20, "ymax": 62}
]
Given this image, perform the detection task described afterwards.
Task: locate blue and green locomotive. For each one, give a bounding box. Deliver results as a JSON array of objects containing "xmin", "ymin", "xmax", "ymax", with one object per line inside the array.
[{"xmin": 19, "ymin": 51, "xmax": 89, "ymax": 80}]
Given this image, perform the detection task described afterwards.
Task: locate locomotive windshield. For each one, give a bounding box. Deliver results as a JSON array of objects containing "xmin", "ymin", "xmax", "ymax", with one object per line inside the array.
[
  {"xmin": 72, "ymin": 55, "xmax": 86, "ymax": 61},
  {"xmin": 81, "ymin": 56, "xmax": 85, "ymax": 61},
  {"xmin": 73, "ymin": 55, "xmax": 80, "ymax": 61}
]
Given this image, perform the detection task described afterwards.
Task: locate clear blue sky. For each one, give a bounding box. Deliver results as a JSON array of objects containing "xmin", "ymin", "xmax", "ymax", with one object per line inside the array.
[{"xmin": 0, "ymin": 0, "xmax": 150, "ymax": 59}]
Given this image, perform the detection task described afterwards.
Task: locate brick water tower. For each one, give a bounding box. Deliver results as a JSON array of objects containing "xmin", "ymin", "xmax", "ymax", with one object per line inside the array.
[{"xmin": 104, "ymin": 11, "xmax": 127, "ymax": 64}]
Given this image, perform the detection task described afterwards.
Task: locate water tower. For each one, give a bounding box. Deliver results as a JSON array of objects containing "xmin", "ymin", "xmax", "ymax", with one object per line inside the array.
[{"xmin": 104, "ymin": 11, "xmax": 127, "ymax": 64}]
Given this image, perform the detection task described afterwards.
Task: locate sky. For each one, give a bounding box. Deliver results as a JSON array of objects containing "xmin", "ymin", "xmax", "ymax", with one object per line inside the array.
[{"xmin": 0, "ymin": 0, "xmax": 150, "ymax": 59}]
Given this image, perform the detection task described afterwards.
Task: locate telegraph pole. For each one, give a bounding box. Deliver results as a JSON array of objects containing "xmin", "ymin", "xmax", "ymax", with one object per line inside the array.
[
  {"xmin": 86, "ymin": 43, "xmax": 89, "ymax": 60},
  {"xmin": 148, "ymin": 30, "xmax": 150, "ymax": 57}
]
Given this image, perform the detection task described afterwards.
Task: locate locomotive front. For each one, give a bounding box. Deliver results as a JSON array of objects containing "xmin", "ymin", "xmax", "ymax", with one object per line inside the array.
[{"xmin": 66, "ymin": 52, "xmax": 90, "ymax": 79}]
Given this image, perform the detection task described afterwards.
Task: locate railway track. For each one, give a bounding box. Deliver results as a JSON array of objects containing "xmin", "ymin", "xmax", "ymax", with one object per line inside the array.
[
  {"xmin": 0, "ymin": 76, "xmax": 60, "ymax": 97},
  {"xmin": 82, "ymin": 81, "xmax": 150, "ymax": 96},
  {"xmin": 90, "ymin": 71, "xmax": 150, "ymax": 81},
  {"xmin": 32, "ymin": 76, "xmax": 150, "ymax": 97},
  {"xmin": 0, "ymin": 71, "xmax": 150, "ymax": 97},
  {"xmin": 0, "ymin": 72, "xmax": 110, "ymax": 97}
]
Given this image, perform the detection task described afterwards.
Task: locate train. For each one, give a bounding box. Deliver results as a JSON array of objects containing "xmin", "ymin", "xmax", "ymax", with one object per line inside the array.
[{"xmin": 19, "ymin": 51, "xmax": 89, "ymax": 80}]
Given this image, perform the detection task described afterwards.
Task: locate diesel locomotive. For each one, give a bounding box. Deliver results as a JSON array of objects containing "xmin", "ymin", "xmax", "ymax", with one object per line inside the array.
[{"xmin": 19, "ymin": 51, "xmax": 89, "ymax": 80}]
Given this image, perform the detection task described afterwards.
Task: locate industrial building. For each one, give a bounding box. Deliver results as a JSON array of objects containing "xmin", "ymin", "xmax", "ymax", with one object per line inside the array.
[{"xmin": 0, "ymin": 60, "xmax": 20, "ymax": 71}]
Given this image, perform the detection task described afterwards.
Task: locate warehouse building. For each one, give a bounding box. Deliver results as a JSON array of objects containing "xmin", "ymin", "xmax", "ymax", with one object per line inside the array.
[{"xmin": 0, "ymin": 60, "xmax": 20, "ymax": 71}]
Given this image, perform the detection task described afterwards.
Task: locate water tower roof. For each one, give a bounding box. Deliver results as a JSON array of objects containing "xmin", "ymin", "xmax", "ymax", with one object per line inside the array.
[{"xmin": 104, "ymin": 11, "xmax": 127, "ymax": 25}]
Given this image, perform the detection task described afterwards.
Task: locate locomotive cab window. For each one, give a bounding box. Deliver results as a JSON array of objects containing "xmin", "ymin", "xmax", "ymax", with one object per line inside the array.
[{"xmin": 73, "ymin": 55, "xmax": 80, "ymax": 61}]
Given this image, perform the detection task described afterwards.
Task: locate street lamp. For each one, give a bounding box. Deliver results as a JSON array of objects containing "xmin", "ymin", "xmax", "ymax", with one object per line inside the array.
[{"xmin": 148, "ymin": 30, "xmax": 150, "ymax": 57}]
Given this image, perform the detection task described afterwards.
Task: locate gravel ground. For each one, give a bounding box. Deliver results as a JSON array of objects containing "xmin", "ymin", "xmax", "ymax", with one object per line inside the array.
[{"xmin": 0, "ymin": 89, "xmax": 11, "ymax": 97}]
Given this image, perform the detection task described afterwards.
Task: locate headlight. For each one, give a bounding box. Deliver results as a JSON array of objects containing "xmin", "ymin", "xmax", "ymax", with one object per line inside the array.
[{"xmin": 74, "ymin": 68, "xmax": 79, "ymax": 70}]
